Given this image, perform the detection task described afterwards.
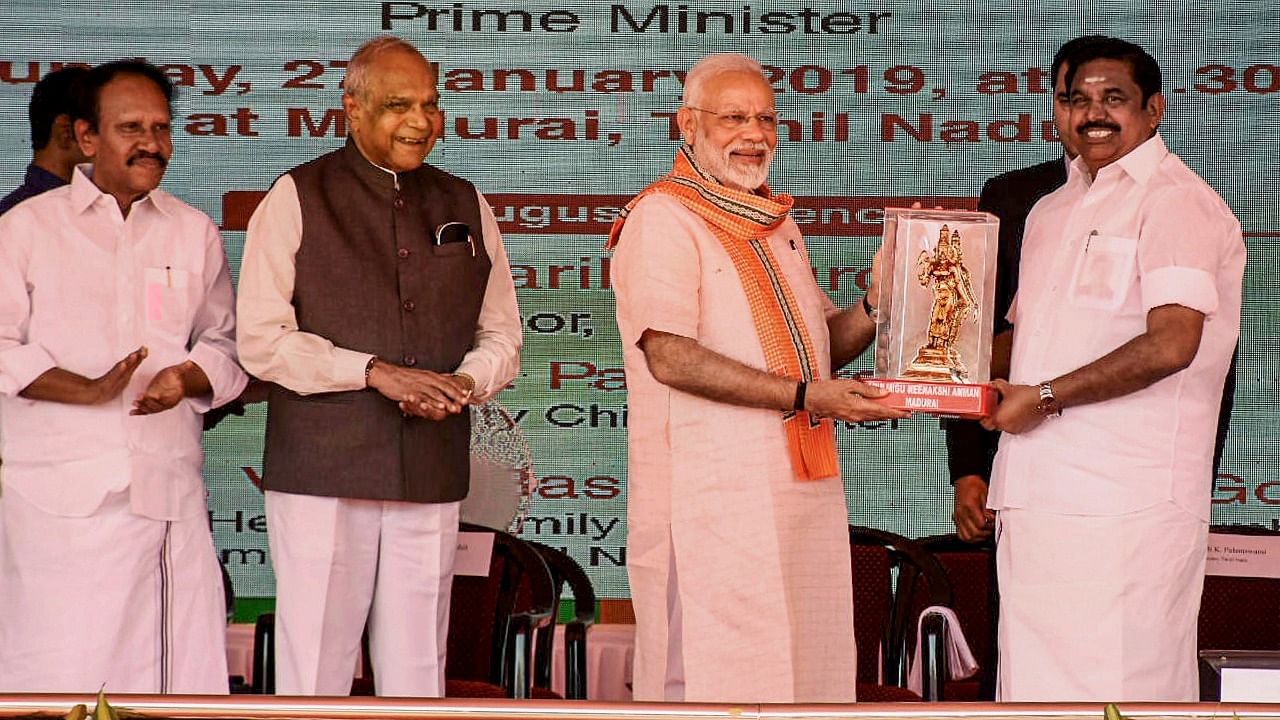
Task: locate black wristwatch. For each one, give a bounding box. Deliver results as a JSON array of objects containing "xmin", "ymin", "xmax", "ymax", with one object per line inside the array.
[{"xmin": 861, "ymin": 294, "xmax": 879, "ymax": 322}]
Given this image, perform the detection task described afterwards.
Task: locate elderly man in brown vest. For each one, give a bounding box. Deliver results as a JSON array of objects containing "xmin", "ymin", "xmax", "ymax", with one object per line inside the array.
[{"xmin": 236, "ymin": 36, "xmax": 522, "ymax": 697}]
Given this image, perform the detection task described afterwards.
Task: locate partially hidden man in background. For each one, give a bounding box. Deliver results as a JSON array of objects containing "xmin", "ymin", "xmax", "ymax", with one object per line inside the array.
[
  {"xmin": 608, "ymin": 52, "xmax": 910, "ymax": 703},
  {"xmin": 946, "ymin": 36, "xmax": 1093, "ymax": 544},
  {"xmin": 0, "ymin": 60, "xmax": 247, "ymax": 692},
  {"xmin": 0, "ymin": 66, "xmax": 89, "ymax": 216},
  {"xmin": 237, "ymin": 35, "xmax": 522, "ymax": 696},
  {"xmin": 983, "ymin": 37, "xmax": 1245, "ymax": 701}
]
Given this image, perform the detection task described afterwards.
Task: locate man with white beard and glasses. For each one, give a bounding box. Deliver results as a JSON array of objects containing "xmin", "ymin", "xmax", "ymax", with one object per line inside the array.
[{"xmin": 607, "ymin": 52, "xmax": 908, "ymax": 703}]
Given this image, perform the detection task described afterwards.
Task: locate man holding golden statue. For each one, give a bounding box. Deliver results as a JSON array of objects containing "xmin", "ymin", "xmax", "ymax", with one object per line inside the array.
[{"xmin": 982, "ymin": 37, "xmax": 1244, "ymax": 701}]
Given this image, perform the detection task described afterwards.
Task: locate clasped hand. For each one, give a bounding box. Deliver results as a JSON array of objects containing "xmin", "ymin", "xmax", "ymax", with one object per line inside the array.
[{"xmin": 366, "ymin": 359, "xmax": 473, "ymax": 421}]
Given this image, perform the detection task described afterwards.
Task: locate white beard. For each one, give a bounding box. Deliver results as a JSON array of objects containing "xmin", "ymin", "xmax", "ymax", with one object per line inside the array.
[{"xmin": 691, "ymin": 137, "xmax": 774, "ymax": 192}]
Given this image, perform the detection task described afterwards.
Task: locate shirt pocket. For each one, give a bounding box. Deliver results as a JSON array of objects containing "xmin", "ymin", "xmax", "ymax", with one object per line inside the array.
[
  {"xmin": 430, "ymin": 242, "xmax": 475, "ymax": 258},
  {"xmin": 144, "ymin": 266, "xmax": 193, "ymax": 339},
  {"xmin": 1066, "ymin": 233, "xmax": 1137, "ymax": 311},
  {"xmin": 430, "ymin": 221, "xmax": 477, "ymax": 258}
]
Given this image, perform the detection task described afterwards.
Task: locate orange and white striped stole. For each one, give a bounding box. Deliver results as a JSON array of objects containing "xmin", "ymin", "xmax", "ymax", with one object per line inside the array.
[{"xmin": 607, "ymin": 146, "xmax": 839, "ymax": 481}]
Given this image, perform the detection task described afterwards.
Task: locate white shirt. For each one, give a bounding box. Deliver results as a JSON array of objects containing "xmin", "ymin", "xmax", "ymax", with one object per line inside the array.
[
  {"xmin": 990, "ymin": 134, "xmax": 1244, "ymax": 520},
  {"xmin": 236, "ymin": 173, "xmax": 521, "ymax": 400},
  {"xmin": 0, "ymin": 166, "xmax": 248, "ymax": 520}
]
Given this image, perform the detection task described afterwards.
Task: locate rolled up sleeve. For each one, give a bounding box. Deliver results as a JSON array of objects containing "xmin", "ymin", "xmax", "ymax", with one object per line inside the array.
[
  {"xmin": 1138, "ymin": 187, "xmax": 1238, "ymax": 317},
  {"xmin": 0, "ymin": 218, "xmax": 55, "ymax": 396},
  {"xmin": 1141, "ymin": 265, "xmax": 1218, "ymax": 316},
  {"xmin": 184, "ymin": 218, "xmax": 249, "ymax": 412},
  {"xmin": 612, "ymin": 194, "xmax": 702, "ymax": 348}
]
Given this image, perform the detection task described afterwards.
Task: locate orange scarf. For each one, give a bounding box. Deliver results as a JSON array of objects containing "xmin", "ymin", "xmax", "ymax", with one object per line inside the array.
[{"xmin": 607, "ymin": 146, "xmax": 839, "ymax": 481}]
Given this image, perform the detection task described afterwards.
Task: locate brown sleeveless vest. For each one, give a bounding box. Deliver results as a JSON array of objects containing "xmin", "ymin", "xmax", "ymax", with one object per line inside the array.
[{"xmin": 261, "ymin": 140, "xmax": 489, "ymax": 503}]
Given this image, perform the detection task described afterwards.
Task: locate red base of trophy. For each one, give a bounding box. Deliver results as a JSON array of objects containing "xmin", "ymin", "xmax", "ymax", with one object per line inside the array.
[{"xmin": 864, "ymin": 377, "xmax": 997, "ymax": 418}]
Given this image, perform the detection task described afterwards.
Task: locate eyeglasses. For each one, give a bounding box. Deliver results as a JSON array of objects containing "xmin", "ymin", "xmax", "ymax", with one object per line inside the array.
[
  {"xmin": 435, "ymin": 221, "xmax": 476, "ymax": 256},
  {"xmin": 685, "ymin": 106, "xmax": 780, "ymax": 130}
]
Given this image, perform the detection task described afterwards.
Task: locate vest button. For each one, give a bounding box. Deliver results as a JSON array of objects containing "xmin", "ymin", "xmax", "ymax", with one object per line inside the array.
[
  {"xmin": 397, "ymin": 247, "xmax": 410, "ymax": 259},
  {"xmin": 403, "ymin": 355, "xmax": 417, "ymax": 366},
  {"xmin": 402, "ymin": 299, "xmax": 416, "ymax": 312},
  {"xmin": 393, "ymin": 196, "xmax": 405, "ymax": 210}
]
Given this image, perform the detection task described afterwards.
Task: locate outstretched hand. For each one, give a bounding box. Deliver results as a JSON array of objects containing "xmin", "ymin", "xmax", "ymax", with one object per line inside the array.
[
  {"xmin": 96, "ymin": 346, "xmax": 148, "ymax": 404},
  {"xmin": 19, "ymin": 347, "xmax": 149, "ymax": 406},
  {"xmin": 805, "ymin": 378, "xmax": 911, "ymax": 424},
  {"xmin": 980, "ymin": 379, "xmax": 1045, "ymax": 434},
  {"xmin": 132, "ymin": 360, "xmax": 206, "ymax": 415}
]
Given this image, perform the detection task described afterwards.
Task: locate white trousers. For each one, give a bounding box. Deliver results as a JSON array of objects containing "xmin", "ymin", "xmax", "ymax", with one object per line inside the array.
[
  {"xmin": 0, "ymin": 488, "xmax": 228, "ymax": 693},
  {"xmin": 265, "ymin": 490, "xmax": 459, "ymax": 697},
  {"xmin": 996, "ymin": 503, "xmax": 1207, "ymax": 701}
]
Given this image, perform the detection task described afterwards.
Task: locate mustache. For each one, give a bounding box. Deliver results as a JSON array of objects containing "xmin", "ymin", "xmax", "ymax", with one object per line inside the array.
[
  {"xmin": 728, "ymin": 141, "xmax": 771, "ymax": 153},
  {"xmin": 127, "ymin": 151, "xmax": 168, "ymax": 168},
  {"xmin": 1077, "ymin": 121, "xmax": 1121, "ymax": 134}
]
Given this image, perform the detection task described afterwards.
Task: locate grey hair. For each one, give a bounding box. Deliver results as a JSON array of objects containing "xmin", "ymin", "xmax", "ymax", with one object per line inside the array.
[
  {"xmin": 344, "ymin": 35, "xmax": 424, "ymax": 101},
  {"xmin": 683, "ymin": 53, "xmax": 766, "ymax": 107}
]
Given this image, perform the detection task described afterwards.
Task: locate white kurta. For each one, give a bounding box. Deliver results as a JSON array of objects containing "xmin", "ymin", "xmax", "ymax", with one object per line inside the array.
[
  {"xmin": 614, "ymin": 194, "xmax": 856, "ymax": 703},
  {"xmin": 0, "ymin": 165, "xmax": 247, "ymax": 692},
  {"xmin": 990, "ymin": 134, "xmax": 1245, "ymax": 701}
]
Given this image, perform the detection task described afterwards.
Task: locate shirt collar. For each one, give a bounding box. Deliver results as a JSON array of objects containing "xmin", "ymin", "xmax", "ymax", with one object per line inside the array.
[
  {"xmin": 22, "ymin": 163, "xmax": 67, "ymax": 194},
  {"xmin": 1108, "ymin": 132, "xmax": 1167, "ymax": 185},
  {"xmin": 343, "ymin": 135, "xmax": 401, "ymax": 193},
  {"xmin": 1069, "ymin": 132, "xmax": 1168, "ymax": 187},
  {"xmin": 68, "ymin": 163, "xmax": 171, "ymax": 217}
]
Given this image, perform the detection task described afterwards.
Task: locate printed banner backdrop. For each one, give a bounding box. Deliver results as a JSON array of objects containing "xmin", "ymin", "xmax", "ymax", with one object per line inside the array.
[{"xmin": 1, "ymin": 1, "xmax": 1276, "ymax": 601}]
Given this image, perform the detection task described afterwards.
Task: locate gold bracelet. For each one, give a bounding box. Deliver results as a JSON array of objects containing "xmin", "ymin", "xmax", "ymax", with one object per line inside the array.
[{"xmin": 452, "ymin": 372, "xmax": 476, "ymax": 393}]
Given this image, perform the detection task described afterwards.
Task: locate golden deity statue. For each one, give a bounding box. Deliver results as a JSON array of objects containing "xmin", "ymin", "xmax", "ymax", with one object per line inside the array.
[{"xmin": 904, "ymin": 224, "xmax": 978, "ymax": 382}]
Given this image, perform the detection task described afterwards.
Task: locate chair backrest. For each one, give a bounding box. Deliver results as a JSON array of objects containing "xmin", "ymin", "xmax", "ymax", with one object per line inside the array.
[
  {"xmin": 249, "ymin": 612, "xmax": 275, "ymax": 694},
  {"xmin": 1199, "ymin": 524, "xmax": 1280, "ymax": 652},
  {"xmin": 220, "ymin": 561, "xmax": 237, "ymax": 624},
  {"xmin": 849, "ymin": 531, "xmax": 894, "ymax": 684},
  {"xmin": 447, "ymin": 522, "xmax": 558, "ymax": 696},
  {"xmin": 248, "ymin": 523, "xmax": 556, "ymax": 698},
  {"xmin": 849, "ymin": 525, "xmax": 953, "ymax": 693},
  {"xmin": 527, "ymin": 541, "xmax": 597, "ymax": 699},
  {"xmin": 914, "ymin": 533, "xmax": 998, "ymax": 700}
]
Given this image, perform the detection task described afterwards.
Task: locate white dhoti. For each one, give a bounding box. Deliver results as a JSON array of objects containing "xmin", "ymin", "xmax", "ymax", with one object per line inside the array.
[
  {"xmin": 996, "ymin": 503, "xmax": 1207, "ymax": 701},
  {"xmin": 265, "ymin": 490, "xmax": 459, "ymax": 697},
  {"xmin": 0, "ymin": 488, "xmax": 228, "ymax": 693}
]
